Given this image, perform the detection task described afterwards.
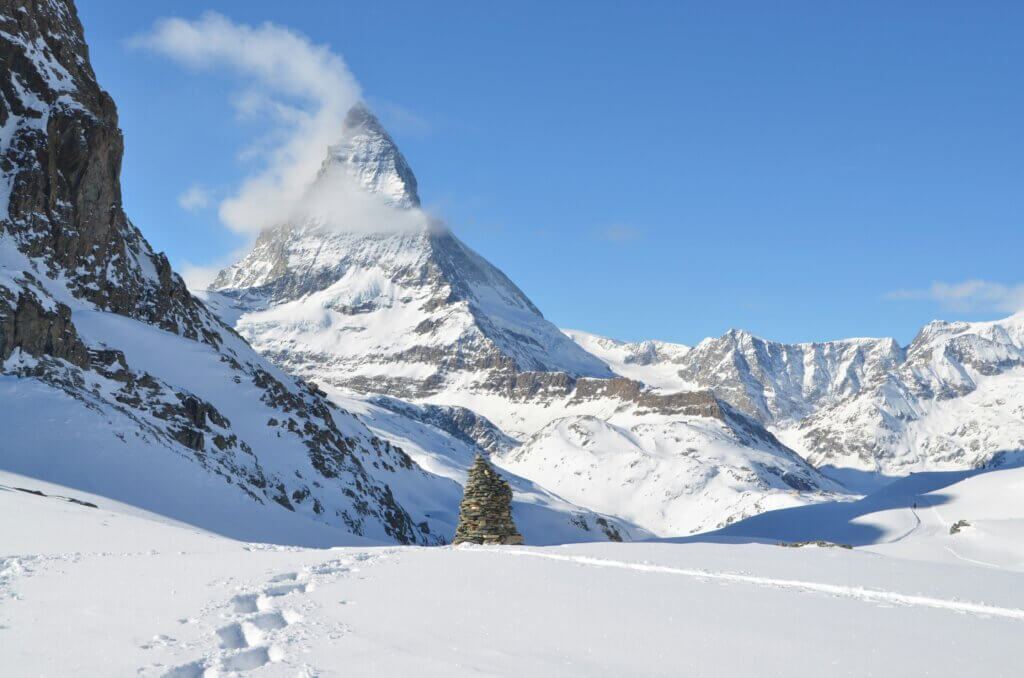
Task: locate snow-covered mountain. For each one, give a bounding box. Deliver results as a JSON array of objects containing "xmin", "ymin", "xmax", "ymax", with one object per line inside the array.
[
  {"xmin": 569, "ymin": 315, "xmax": 1024, "ymax": 477},
  {"xmin": 496, "ymin": 401, "xmax": 841, "ymax": 536},
  {"xmin": 207, "ymin": 104, "xmax": 613, "ymax": 400},
  {"xmin": 0, "ymin": 0, "xmax": 521, "ymax": 547},
  {"xmin": 0, "ymin": 0, "xmax": 639, "ymax": 546},
  {"xmin": 563, "ymin": 329, "xmax": 694, "ymax": 392},
  {"xmin": 205, "ymin": 106, "xmax": 847, "ymax": 537},
  {"xmin": 784, "ymin": 314, "xmax": 1024, "ymax": 473}
]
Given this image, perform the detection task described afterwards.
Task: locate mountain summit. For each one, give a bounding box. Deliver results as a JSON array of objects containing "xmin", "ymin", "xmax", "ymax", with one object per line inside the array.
[
  {"xmin": 318, "ymin": 104, "xmax": 420, "ymax": 208},
  {"xmin": 208, "ymin": 105, "xmax": 614, "ymax": 397}
]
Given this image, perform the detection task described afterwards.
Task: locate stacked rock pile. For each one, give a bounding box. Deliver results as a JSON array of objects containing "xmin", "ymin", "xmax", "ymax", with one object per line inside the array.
[{"xmin": 453, "ymin": 455, "xmax": 524, "ymax": 545}]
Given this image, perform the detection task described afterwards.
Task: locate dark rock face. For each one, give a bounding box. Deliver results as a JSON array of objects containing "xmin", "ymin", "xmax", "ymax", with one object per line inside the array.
[
  {"xmin": 369, "ymin": 395, "xmax": 518, "ymax": 456},
  {"xmin": 0, "ymin": 0, "xmax": 220, "ymax": 346},
  {"xmin": 0, "ymin": 288, "xmax": 88, "ymax": 368},
  {"xmin": 453, "ymin": 455, "xmax": 523, "ymax": 545}
]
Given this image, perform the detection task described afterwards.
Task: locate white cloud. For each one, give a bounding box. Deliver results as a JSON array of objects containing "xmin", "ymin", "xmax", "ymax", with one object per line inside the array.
[
  {"xmin": 887, "ymin": 280, "xmax": 1024, "ymax": 313},
  {"xmin": 298, "ymin": 165, "xmax": 434, "ymax": 233},
  {"xmin": 132, "ymin": 12, "xmax": 363, "ymax": 234},
  {"xmin": 177, "ymin": 184, "xmax": 212, "ymax": 211},
  {"xmin": 178, "ymin": 262, "xmax": 222, "ymax": 294}
]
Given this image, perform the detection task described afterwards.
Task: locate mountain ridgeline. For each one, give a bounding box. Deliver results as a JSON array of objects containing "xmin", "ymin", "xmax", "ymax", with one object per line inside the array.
[
  {"xmin": 4, "ymin": 0, "xmax": 1021, "ymax": 545},
  {"xmin": 204, "ymin": 97, "xmax": 1023, "ymax": 532},
  {"xmin": 204, "ymin": 104, "xmax": 852, "ymax": 536},
  {"xmin": 570, "ymin": 315, "xmax": 1024, "ymax": 476}
]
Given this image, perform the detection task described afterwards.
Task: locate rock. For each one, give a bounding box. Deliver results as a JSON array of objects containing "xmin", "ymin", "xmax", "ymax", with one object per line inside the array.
[
  {"xmin": 453, "ymin": 455, "xmax": 523, "ymax": 545},
  {"xmin": 777, "ymin": 540, "xmax": 853, "ymax": 549},
  {"xmin": 949, "ymin": 519, "xmax": 971, "ymax": 535},
  {"xmin": 0, "ymin": 290, "xmax": 89, "ymax": 369}
]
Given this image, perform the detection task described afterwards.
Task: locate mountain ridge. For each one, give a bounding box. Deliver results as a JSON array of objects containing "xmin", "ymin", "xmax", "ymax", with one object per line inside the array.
[
  {"xmin": 203, "ymin": 103, "xmax": 849, "ymax": 536},
  {"xmin": 207, "ymin": 105, "xmax": 614, "ymax": 392},
  {"xmin": 568, "ymin": 312, "xmax": 1024, "ymax": 476}
]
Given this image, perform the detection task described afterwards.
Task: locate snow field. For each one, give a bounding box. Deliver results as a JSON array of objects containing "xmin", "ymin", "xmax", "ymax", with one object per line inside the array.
[{"xmin": 3, "ymin": 469, "xmax": 1023, "ymax": 677}]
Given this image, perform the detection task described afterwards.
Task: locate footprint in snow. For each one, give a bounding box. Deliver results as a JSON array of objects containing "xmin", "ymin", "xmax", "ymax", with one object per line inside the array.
[
  {"xmin": 160, "ymin": 553, "xmax": 373, "ymax": 677},
  {"xmin": 160, "ymin": 660, "xmax": 207, "ymax": 678}
]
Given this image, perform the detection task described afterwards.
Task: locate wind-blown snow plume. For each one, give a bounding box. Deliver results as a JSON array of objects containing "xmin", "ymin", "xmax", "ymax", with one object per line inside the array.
[
  {"xmin": 299, "ymin": 164, "xmax": 432, "ymax": 233},
  {"xmin": 132, "ymin": 12, "xmax": 365, "ymax": 234}
]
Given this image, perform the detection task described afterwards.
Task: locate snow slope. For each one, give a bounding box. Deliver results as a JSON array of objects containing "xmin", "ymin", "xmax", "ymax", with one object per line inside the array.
[
  {"xmin": 703, "ymin": 461, "xmax": 1024, "ymax": 571},
  {"xmin": 3, "ymin": 469, "xmax": 1020, "ymax": 677},
  {"xmin": 498, "ymin": 410, "xmax": 844, "ymax": 537}
]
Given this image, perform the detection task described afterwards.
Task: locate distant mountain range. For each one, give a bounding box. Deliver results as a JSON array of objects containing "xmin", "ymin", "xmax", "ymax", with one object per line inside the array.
[
  {"xmin": 569, "ymin": 312, "xmax": 1024, "ymax": 478},
  {"xmin": 205, "ymin": 97, "xmax": 1023, "ymax": 534},
  {"xmin": 3, "ymin": 0, "xmax": 1020, "ymax": 544}
]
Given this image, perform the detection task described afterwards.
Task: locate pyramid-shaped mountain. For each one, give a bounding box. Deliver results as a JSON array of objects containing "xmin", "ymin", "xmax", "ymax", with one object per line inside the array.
[{"xmin": 208, "ymin": 105, "xmax": 613, "ymax": 399}]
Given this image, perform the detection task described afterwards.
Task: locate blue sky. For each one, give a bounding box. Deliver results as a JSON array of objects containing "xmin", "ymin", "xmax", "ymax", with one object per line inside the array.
[{"xmin": 77, "ymin": 1, "xmax": 1024, "ymax": 345}]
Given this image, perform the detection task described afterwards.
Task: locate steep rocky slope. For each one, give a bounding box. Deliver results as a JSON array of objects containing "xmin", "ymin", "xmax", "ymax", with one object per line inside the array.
[
  {"xmin": 781, "ymin": 314, "xmax": 1024, "ymax": 473},
  {"xmin": 0, "ymin": 0, "xmax": 462, "ymax": 546}
]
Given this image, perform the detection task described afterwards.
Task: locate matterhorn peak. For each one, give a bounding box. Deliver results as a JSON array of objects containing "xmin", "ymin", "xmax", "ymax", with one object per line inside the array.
[
  {"xmin": 208, "ymin": 98, "xmax": 614, "ymax": 394},
  {"xmin": 317, "ymin": 103, "xmax": 421, "ymax": 209},
  {"xmin": 343, "ymin": 102, "xmax": 389, "ymax": 135}
]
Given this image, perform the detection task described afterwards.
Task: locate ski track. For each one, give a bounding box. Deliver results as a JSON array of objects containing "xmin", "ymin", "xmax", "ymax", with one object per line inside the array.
[
  {"xmin": 485, "ymin": 548, "xmax": 1024, "ymax": 621},
  {"xmin": 152, "ymin": 551, "xmax": 380, "ymax": 677}
]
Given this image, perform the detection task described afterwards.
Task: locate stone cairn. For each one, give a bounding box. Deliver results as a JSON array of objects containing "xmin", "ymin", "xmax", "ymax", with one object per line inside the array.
[{"xmin": 453, "ymin": 455, "xmax": 524, "ymax": 545}]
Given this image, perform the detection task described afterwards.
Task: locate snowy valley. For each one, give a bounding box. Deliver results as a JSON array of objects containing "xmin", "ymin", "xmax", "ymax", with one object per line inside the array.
[
  {"xmin": 2, "ymin": 0, "xmax": 1023, "ymax": 675},
  {"xmin": 4, "ymin": 462, "xmax": 1021, "ymax": 676}
]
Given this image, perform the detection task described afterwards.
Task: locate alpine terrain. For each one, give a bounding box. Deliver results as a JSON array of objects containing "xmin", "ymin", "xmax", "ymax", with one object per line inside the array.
[
  {"xmin": 205, "ymin": 104, "xmax": 849, "ymax": 537},
  {"xmin": 569, "ymin": 312, "xmax": 1024, "ymax": 483},
  {"xmin": 3, "ymin": 2, "xmax": 1023, "ymax": 677},
  {"xmin": 0, "ymin": 0, "xmax": 483, "ymax": 546}
]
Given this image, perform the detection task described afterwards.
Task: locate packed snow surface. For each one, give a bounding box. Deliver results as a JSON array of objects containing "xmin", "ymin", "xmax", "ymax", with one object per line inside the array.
[{"xmin": 3, "ymin": 467, "xmax": 1022, "ymax": 676}]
